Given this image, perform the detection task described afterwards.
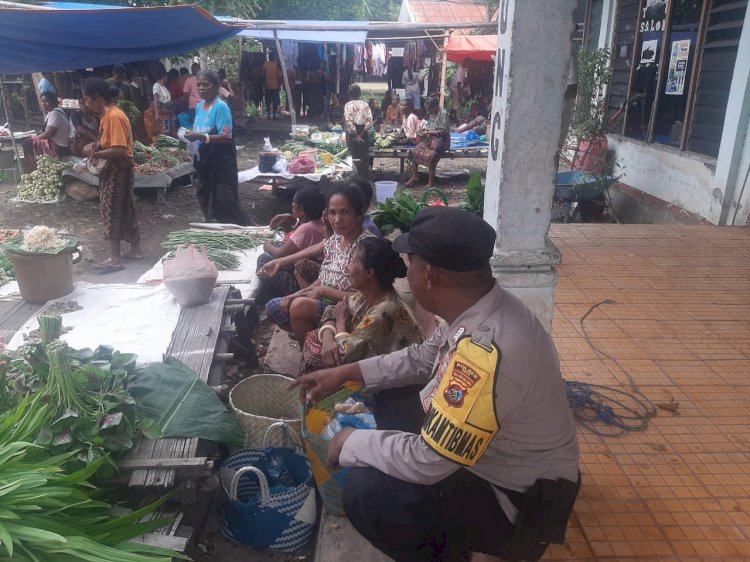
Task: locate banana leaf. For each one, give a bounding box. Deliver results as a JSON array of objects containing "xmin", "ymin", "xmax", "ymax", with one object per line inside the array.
[
  {"xmin": 0, "ymin": 234, "xmax": 80, "ymax": 256},
  {"xmin": 129, "ymin": 358, "xmax": 245, "ymax": 447}
]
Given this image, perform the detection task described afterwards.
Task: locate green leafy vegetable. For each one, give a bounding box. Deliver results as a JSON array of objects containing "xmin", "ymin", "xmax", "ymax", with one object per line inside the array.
[{"xmin": 129, "ymin": 357, "xmax": 246, "ymax": 447}]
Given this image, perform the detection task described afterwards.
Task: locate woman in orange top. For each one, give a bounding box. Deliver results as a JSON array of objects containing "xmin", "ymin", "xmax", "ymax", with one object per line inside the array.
[{"xmin": 82, "ymin": 78, "xmax": 142, "ymax": 273}]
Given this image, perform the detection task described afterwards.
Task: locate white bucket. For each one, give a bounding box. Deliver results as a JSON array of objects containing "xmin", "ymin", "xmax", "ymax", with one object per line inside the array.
[{"xmin": 375, "ymin": 181, "xmax": 398, "ymax": 202}]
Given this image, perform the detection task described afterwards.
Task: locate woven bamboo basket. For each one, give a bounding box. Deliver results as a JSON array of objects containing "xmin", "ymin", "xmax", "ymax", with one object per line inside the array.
[{"xmin": 229, "ymin": 374, "xmax": 303, "ymax": 448}]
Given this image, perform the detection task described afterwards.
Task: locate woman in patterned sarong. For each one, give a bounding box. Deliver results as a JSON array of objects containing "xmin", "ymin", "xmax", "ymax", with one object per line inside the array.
[
  {"xmin": 405, "ymin": 96, "xmax": 450, "ymax": 189},
  {"xmin": 82, "ymin": 78, "xmax": 141, "ymax": 274}
]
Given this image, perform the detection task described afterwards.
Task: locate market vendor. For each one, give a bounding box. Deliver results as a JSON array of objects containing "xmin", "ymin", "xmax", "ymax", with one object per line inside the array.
[
  {"xmin": 184, "ymin": 70, "xmax": 247, "ymax": 226},
  {"xmin": 183, "ymin": 63, "xmax": 202, "ymax": 124},
  {"xmin": 106, "ymin": 64, "xmax": 133, "ymax": 102},
  {"xmin": 327, "ymin": 93, "xmax": 344, "ymax": 126},
  {"xmin": 385, "ymin": 92, "xmax": 402, "ymax": 127},
  {"xmin": 81, "ymin": 78, "xmax": 142, "ymax": 273},
  {"xmin": 405, "ymin": 96, "xmax": 450, "ymax": 189},
  {"xmin": 301, "ymin": 237, "xmax": 423, "ymax": 374},
  {"xmin": 400, "ymin": 99, "xmax": 419, "ymax": 144},
  {"xmin": 344, "ymin": 84, "xmax": 373, "ymax": 179},
  {"xmin": 455, "ymin": 95, "xmax": 492, "ymax": 135},
  {"xmin": 20, "ymin": 92, "xmax": 71, "ymax": 173},
  {"xmin": 291, "ymin": 207, "xmax": 580, "ymax": 562},
  {"xmin": 264, "ymin": 185, "xmax": 374, "ymax": 346},
  {"xmin": 255, "ymin": 187, "xmax": 327, "ymax": 305},
  {"xmin": 257, "ymin": 177, "xmax": 382, "ymax": 283},
  {"xmin": 68, "ymin": 94, "xmax": 100, "ymax": 157},
  {"xmin": 37, "ymin": 73, "xmax": 56, "ymax": 96},
  {"xmin": 262, "ymin": 52, "xmax": 283, "ymax": 120},
  {"xmin": 152, "ymin": 68, "xmax": 175, "ymax": 134}
]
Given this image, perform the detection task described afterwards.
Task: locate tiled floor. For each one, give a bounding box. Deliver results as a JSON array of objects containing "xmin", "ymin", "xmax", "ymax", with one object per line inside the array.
[{"xmin": 545, "ymin": 224, "xmax": 750, "ymax": 562}]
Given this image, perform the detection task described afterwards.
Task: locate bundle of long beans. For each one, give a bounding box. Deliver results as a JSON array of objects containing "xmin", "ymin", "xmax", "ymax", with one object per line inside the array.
[{"xmin": 161, "ymin": 230, "xmax": 263, "ymax": 271}]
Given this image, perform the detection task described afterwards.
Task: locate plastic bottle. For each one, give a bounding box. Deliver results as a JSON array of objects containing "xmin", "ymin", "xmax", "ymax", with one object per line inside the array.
[{"xmin": 265, "ymin": 448, "xmax": 294, "ymax": 487}]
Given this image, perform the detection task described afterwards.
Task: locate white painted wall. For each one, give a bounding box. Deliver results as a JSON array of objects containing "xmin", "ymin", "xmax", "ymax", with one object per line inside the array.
[
  {"xmin": 608, "ymin": 135, "xmax": 723, "ymax": 223},
  {"xmin": 398, "ymin": 0, "xmax": 414, "ymax": 22}
]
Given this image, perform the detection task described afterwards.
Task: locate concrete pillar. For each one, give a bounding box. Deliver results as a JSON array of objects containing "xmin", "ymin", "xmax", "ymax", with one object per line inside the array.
[
  {"xmin": 484, "ymin": 0, "xmax": 576, "ymax": 331},
  {"xmin": 716, "ymin": 5, "xmax": 750, "ymax": 226}
]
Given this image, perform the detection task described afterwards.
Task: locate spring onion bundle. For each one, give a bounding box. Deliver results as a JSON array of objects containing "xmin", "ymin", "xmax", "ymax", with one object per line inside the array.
[{"xmin": 161, "ymin": 230, "xmax": 263, "ymax": 271}]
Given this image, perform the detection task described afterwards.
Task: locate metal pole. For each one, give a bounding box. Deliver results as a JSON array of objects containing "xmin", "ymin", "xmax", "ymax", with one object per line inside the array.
[
  {"xmin": 0, "ymin": 76, "xmax": 24, "ymax": 182},
  {"xmin": 273, "ymin": 29, "xmax": 296, "ymax": 128}
]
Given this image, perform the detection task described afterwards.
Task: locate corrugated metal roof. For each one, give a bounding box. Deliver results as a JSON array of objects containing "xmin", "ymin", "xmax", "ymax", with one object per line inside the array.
[{"xmin": 406, "ymin": 0, "xmax": 493, "ymax": 24}]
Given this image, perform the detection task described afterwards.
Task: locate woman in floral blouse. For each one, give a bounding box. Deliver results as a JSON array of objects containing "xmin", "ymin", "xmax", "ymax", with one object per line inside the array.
[
  {"xmin": 302, "ymin": 237, "xmax": 423, "ymax": 373},
  {"xmin": 265, "ymin": 185, "xmax": 374, "ymax": 345}
]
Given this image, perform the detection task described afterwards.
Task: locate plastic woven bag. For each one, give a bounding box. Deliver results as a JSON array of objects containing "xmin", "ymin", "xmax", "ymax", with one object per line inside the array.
[
  {"xmin": 162, "ymin": 244, "xmax": 218, "ymax": 307},
  {"xmin": 302, "ymin": 383, "xmax": 374, "ymax": 515},
  {"xmin": 219, "ymin": 423, "xmax": 317, "ymax": 553}
]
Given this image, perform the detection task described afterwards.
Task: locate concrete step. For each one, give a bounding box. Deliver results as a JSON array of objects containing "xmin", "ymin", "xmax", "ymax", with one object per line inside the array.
[{"xmin": 314, "ymin": 510, "xmax": 393, "ymax": 562}]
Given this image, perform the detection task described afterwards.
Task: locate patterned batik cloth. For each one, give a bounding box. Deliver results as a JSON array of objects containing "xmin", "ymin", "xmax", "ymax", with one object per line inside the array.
[{"xmin": 99, "ymin": 157, "xmax": 140, "ymax": 243}]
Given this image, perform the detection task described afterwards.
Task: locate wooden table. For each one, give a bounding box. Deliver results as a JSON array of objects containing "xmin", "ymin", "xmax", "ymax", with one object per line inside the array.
[{"xmin": 370, "ymin": 145, "xmax": 489, "ymax": 174}]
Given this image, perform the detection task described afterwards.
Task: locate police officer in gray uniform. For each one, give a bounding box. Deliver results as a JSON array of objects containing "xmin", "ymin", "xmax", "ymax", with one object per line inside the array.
[{"xmin": 293, "ymin": 207, "xmax": 580, "ymax": 561}]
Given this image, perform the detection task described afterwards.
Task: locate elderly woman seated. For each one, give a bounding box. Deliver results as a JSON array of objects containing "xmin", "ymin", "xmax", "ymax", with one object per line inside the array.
[
  {"xmin": 21, "ymin": 92, "xmax": 71, "ymax": 172},
  {"xmin": 302, "ymin": 237, "xmax": 423, "ymax": 373},
  {"xmin": 264, "ymin": 185, "xmax": 374, "ymax": 345},
  {"xmin": 256, "ymin": 187, "xmax": 327, "ymax": 305}
]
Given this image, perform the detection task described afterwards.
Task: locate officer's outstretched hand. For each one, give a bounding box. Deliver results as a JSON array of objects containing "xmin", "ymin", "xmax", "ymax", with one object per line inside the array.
[
  {"xmin": 327, "ymin": 428, "xmax": 355, "ymax": 468},
  {"xmin": 288, "ymin": 363, "xmax": 364, "ymax": 405}
]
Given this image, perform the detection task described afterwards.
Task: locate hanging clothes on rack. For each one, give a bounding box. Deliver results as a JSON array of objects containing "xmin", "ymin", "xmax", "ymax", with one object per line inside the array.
[{"xmin": 279, "ymin": 40, "xmax": 299, "ymax": 74}]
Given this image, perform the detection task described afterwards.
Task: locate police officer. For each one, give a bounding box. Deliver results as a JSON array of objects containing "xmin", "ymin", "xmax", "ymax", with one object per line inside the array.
[{"xmin": 292, "ymin": 207, "xmax": 580, "ymax": 561}]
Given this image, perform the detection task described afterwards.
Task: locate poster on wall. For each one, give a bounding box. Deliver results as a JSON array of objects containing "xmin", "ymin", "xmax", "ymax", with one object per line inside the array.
[
  {"xmin": 640, "ymin": 39, "xmax": 658, "ymax": 64},
  {"xmin": 665, "ymin": 39, "xmax": 691, "ymax": 95}
]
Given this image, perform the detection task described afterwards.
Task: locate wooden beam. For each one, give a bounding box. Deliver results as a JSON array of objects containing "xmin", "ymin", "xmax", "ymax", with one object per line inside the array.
[
  {"xmin": 118, "ymin": 457, "xmax": 213, "ymax": 471},
  {"xmin": 273, "ymin": 28, "xmax": 296, "ymax": 128},
  {"xmin": 439, "ymin": 32, "xmax": 449, "ymax": 109},
  {"xmin": 233, "ymin": 20, "xmax": 498, "ymax": 32},
  {"xmin": 0, "ymin": 77, "xmax": 24, "ymax": 180},
  {"xmin": 336, "ymin": 43, "xmax": 341, "ymax": 95}
]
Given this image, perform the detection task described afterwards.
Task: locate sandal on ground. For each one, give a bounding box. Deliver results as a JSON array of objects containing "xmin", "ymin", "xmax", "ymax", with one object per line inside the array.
[{"xmin": 92, "ymin": 261, "xmax": 125, "ymax": 274}]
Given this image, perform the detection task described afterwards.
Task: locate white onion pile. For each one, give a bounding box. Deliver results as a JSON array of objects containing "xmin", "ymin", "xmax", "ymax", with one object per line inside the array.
[
  {"xmin": 17, "ymin": 156, "xmax": 71, "ymax": 202},
  {"xmin": 21, "ymin": 225, "xmax": 65, "ymax": 252}
]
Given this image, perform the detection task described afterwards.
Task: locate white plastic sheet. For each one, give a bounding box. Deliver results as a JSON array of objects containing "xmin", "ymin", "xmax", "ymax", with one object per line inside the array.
[{"xmin": 7, "ymin": 282, "xmax": 181, "ymax": 364}]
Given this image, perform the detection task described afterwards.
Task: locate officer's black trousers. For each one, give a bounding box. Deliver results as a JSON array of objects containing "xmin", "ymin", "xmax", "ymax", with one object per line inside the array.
[{"xmin": 343, "ymin": 386, "xmax": 514, "ymax": 562}]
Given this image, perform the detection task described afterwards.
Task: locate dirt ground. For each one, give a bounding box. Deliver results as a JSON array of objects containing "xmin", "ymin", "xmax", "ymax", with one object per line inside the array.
[{"xmin": 0, "ymin": 116, "xmax": 484, "ymax": 284}]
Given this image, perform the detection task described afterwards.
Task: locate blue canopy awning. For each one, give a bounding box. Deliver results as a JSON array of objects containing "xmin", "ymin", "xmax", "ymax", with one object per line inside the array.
[{"xmin": 0, "ymin": 3, "xmax": 242, "ymax": 73}]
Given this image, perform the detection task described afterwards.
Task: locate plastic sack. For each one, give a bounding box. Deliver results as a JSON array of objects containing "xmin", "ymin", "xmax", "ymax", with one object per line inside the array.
[
  {"xmin": 272, "ymin": 156, "xmax": 288, "ymax": 173},
  {"xmin": 288, "ymin": 157, "xmax": 315, "ymax": 175},
  {"xmin": 263, "ymin": 137, "xmax": 274, "ymax": 151},
  {"xmin": 163, "ymin": 244, "xmax": 219, "ymax": 307}
]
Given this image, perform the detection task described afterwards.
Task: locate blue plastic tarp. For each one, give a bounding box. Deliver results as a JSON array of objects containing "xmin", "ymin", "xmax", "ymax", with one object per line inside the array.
[{"xmin": 0, "ymin": 3, "xmax": 241, "ymax": 73}]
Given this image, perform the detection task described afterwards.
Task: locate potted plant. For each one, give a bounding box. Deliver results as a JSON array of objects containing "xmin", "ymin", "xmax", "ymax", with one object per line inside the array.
[{"xmin": 569, "ymin": 47, "xmax": 613, "ymax": 174}]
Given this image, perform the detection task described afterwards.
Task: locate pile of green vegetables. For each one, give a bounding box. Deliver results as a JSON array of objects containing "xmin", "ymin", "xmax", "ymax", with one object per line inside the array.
[
  {"xmin": 280, "ymin": 142, "xmax": 348, "ymax": 161},
  {"xmin": 17, "ymin": 156, "xmax": 72, "ymax": 203},
  {"xmin": 162, "ymin": 230, "xmax": 263, "ymax": 270},
  {"xmin": 117, "ymin": 99, "xmax": 141, "ymax": 124},
  {"xmin": 0, "ymin": 316, "xmax": 189, "ymax": 562},
  {"xmin": 0, "ymin": 253, "xmax": 13, "ymax": 285},
  {"xmin": 133, "ymin": 137, "xmax": 192, "ymax": 175},
  {"xmin": 2, "ymin": 315, "xmax": 139, "ymax": 478}
]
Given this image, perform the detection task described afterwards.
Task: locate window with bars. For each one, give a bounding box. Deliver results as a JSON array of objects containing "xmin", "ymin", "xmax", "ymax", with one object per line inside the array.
[{"xmin": 604, "ymin": 0, "xmax": 747, "ymax": 158}]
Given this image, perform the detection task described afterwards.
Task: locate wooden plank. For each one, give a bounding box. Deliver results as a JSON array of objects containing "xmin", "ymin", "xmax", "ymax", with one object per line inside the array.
[
  {"xmin": 128, "ymin": 287, "xmax": 231, "ymax": 489},
  {"xmin": 119, "ymin": 456, "xmax": 212, "ymax": 471},
  {"xmin": 0, "ymin": 299, "xmax": 43, "ymax": 341}
]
